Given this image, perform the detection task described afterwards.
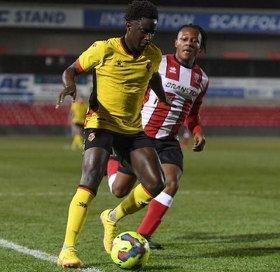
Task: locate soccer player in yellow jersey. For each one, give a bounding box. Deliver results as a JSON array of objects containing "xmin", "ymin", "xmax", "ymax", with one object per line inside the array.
[
  {"xmin": 69, "ymin": 95, "xmax": 88, "ymax": 150},
  {"xmin": 56, "ymin": 0, "xmax": 172, "ymax": 268}
]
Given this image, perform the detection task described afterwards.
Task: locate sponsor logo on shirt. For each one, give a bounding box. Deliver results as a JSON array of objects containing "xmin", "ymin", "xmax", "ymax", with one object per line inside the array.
[
  {"xmin": 165, "ymin": 81, "xmax": 198, "ymax": 97},
  {"xmin": 194, "ymin": 73, "xmax": 200, "ymax": 84}
]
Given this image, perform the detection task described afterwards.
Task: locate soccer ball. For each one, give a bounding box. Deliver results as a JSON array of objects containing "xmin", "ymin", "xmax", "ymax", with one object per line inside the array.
[{"xmin": 111, "ymin": 231, "xmax": 150, "ymax": 270}]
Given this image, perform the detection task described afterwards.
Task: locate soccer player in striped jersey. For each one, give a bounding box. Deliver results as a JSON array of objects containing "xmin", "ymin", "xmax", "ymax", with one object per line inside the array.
[
  {"xmin": 56, "ymin": 0, "xmax": 173, "ymax": 268},
  {"xmin": 107, "ymin": 24, "xmax": 209, "ymax": 249}
]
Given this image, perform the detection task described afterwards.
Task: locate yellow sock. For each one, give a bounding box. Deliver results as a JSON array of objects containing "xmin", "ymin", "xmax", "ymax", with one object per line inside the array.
[
  {"xmin": 71, "ymin": 135, "xmax": 78, "ymax": 149},
  {"xmin": 64, "ymin": 187, "xmax": 94, "ymax": 247},
  {"xmin": 113, "ymin": 184, "xmax": 153, "ymax": 221},
  {"xmin": 77, "ymin": 135, "xmax": 83, "ymax": 148}
]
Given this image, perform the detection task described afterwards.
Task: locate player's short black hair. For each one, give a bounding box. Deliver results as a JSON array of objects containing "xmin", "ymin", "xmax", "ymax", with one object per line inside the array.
[
  {"xmin": 176, "ymin": 24, "xmax": 207, "ymax": 53},
  {"xmin": 124, "ymin": 0, "xmax": 158, "ymax": 21}
]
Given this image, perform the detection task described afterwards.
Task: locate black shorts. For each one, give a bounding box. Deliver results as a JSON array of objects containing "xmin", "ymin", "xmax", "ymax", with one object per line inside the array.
[
  {"xmin": 84, "ymin": 128, "xmax": 153, "ymax": 166},
  {"xmin": 118, "ymin": 137, "xmax": 184, "ymax": 176}
]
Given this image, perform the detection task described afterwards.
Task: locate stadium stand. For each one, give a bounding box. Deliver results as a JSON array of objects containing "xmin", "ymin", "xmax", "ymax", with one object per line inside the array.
[
  {"xmin": 0, "ymin": 2, "xmax": 279, "ymax": 136},
  {"xmin": 0, "ymin": 103, "xmax": 71, "ymax": 135},
  {"xmin": 0, "ymin": 103, "xmax": 70, "ymax": 126},
  {"xmin": 1, "ymin": 104, "xmax": 279, "ymax": 136},
  {"xmin": 200, "ymin": 106, "xmax": 280, "ymax": 127},
  {"xmin": 0, "ymin": 104, "xmax": 70, "ymax": 126}
]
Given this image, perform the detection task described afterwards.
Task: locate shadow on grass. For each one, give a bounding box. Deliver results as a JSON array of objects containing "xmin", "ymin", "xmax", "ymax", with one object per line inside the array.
[
  {"xmin": 174, "ymin": 232, "xmax": 280, "ymax": 244},
  {"xmin": 82, "ymin": 263, "xmax": 181, "ymax": 271},
  {"xmin": 153, "ymin": 246, "xmax": 280, "ymax": 260},
  {"xmin": 198, "ymin": 246, "xmax": 280, "ymax": 258},
  {"xmin": 141, "ymin": 265, "xmax": 182, "ymax": 271},
  {"xmin": 81, "ymin": 233, "xmax": 280, "ymax": 270},
  {"xmin": 153, "ymin": 232, "xmax": 280, "ymax": 259}
]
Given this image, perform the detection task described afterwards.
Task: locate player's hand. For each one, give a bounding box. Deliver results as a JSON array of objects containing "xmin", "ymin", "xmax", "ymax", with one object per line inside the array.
[
  {"xmin": 56, "ymin": 84, "xmax": 77, "ymax": 109},
  {"xmin": 158, "ymin": 96, "xmax": 177, "ymax": 108},
  {"xmin": 192, "ymin": 133, "xmax": 206, "ymax": 152}
]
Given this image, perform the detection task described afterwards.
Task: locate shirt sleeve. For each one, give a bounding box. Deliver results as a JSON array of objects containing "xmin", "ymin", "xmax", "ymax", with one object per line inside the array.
[
  {"xmin": 76, "ymin": 41, "xmax": 105, "ymax": 72},
  {"xmin": 185, "ymin": 79, "xmax": 209, "ymax": 135}
]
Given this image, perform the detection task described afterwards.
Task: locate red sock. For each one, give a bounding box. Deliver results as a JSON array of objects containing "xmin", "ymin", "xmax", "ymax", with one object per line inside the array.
[
  {"xmin": 107, "ymin": 158, "xmax": 119, "ymax": 178},
  {"xmin": 137, "ymin": 198, "xmax": 169, "ymax": 236}
]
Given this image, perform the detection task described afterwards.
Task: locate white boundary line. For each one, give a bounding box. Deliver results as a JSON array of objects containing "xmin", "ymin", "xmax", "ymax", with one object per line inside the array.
[{"xmin": 0, "ymin": 238, "xmax": 104, "ymax": 272}]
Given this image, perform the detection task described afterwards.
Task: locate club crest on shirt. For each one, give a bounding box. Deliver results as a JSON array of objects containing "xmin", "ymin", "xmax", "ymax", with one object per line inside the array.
[
  {"xmin": 146, "ymin": 62, "xmax": 152, "ymax": 71},
  {"xmin": 194, "ymin": 73, "xmax": 200, "ymax": 84},
  {"xmin": 169, "ymin": 66, "xmax": 177, "ymax": 74},
  {"xmin": 88, "ymin": 133, "xmax": 95, "ymax": 142}
]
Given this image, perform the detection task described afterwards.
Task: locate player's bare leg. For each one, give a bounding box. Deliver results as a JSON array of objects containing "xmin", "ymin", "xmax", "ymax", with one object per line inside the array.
[
  {"xmin": 101, "ymin": 147, "xmax": 165, "ymax": 253},
  {"xmin": 58, "ymin": 147, "xmax": 109, "ymax": 266}
]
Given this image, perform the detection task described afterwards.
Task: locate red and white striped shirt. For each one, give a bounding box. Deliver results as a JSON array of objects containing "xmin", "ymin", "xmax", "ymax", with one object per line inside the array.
[{"xmin": 142, "ymin": 54, "xmax": 209, "ymax": 139}]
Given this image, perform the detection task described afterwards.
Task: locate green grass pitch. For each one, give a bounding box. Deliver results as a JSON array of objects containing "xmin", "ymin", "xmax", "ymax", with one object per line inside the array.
[{"xmin": 0, "ymin": 135, "xmax": 280, "ymax": 272}]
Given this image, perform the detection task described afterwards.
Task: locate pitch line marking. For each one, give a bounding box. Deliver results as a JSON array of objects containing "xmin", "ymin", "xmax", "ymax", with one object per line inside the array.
[{"xmin": 0, "ymin": 238, "xmax": 104, "ymax": 272}]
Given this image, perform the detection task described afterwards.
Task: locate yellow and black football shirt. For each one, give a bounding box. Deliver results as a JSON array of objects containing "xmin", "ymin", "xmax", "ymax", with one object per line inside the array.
[{"xmin": 76, "ymin": 37, "xmax": 162, "ymax": 134}]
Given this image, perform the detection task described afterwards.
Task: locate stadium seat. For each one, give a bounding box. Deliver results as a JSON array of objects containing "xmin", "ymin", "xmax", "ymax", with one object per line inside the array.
[
  {"xmin": 1, "ymin": 104, "xmax": 280, "ymax": 128},
  {"xmin": 0, "ymin": 103, "xmax": 71, "ymax": 126}
]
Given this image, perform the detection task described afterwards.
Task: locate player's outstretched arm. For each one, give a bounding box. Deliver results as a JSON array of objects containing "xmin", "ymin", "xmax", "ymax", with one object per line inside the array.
[{"xmin": 56, "ymin": 62, "xmax": 81, "ymax": 108}]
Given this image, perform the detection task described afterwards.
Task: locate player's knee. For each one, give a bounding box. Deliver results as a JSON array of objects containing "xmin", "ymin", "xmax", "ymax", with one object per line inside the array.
[
  {"xmin": 80, "ymin": 169, "xmax": 103, "ymax": 194},
  {"xmin": 112, "ymin": 186, "xmax": 130, "ymax": 198},
  {"xmin": 156, "ymin": 182, "xmax": 166, "ymax": 195},
  {"xmin": 165, "ymin": 180, "xmax": 179, "ymax": 196},
  {"xmin": 145, "ymin": 178, "xmax": 166, "ymax": 197}
]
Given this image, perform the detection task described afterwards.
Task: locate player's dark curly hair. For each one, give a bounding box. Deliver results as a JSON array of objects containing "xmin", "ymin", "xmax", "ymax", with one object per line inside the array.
[
  {"xmin": 176, "ymin": 24, "xmax": 207, "ymax": 53},
  {"xmin": 124, "ymin": 0, "xmax": 158, "ymax": 21}
]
